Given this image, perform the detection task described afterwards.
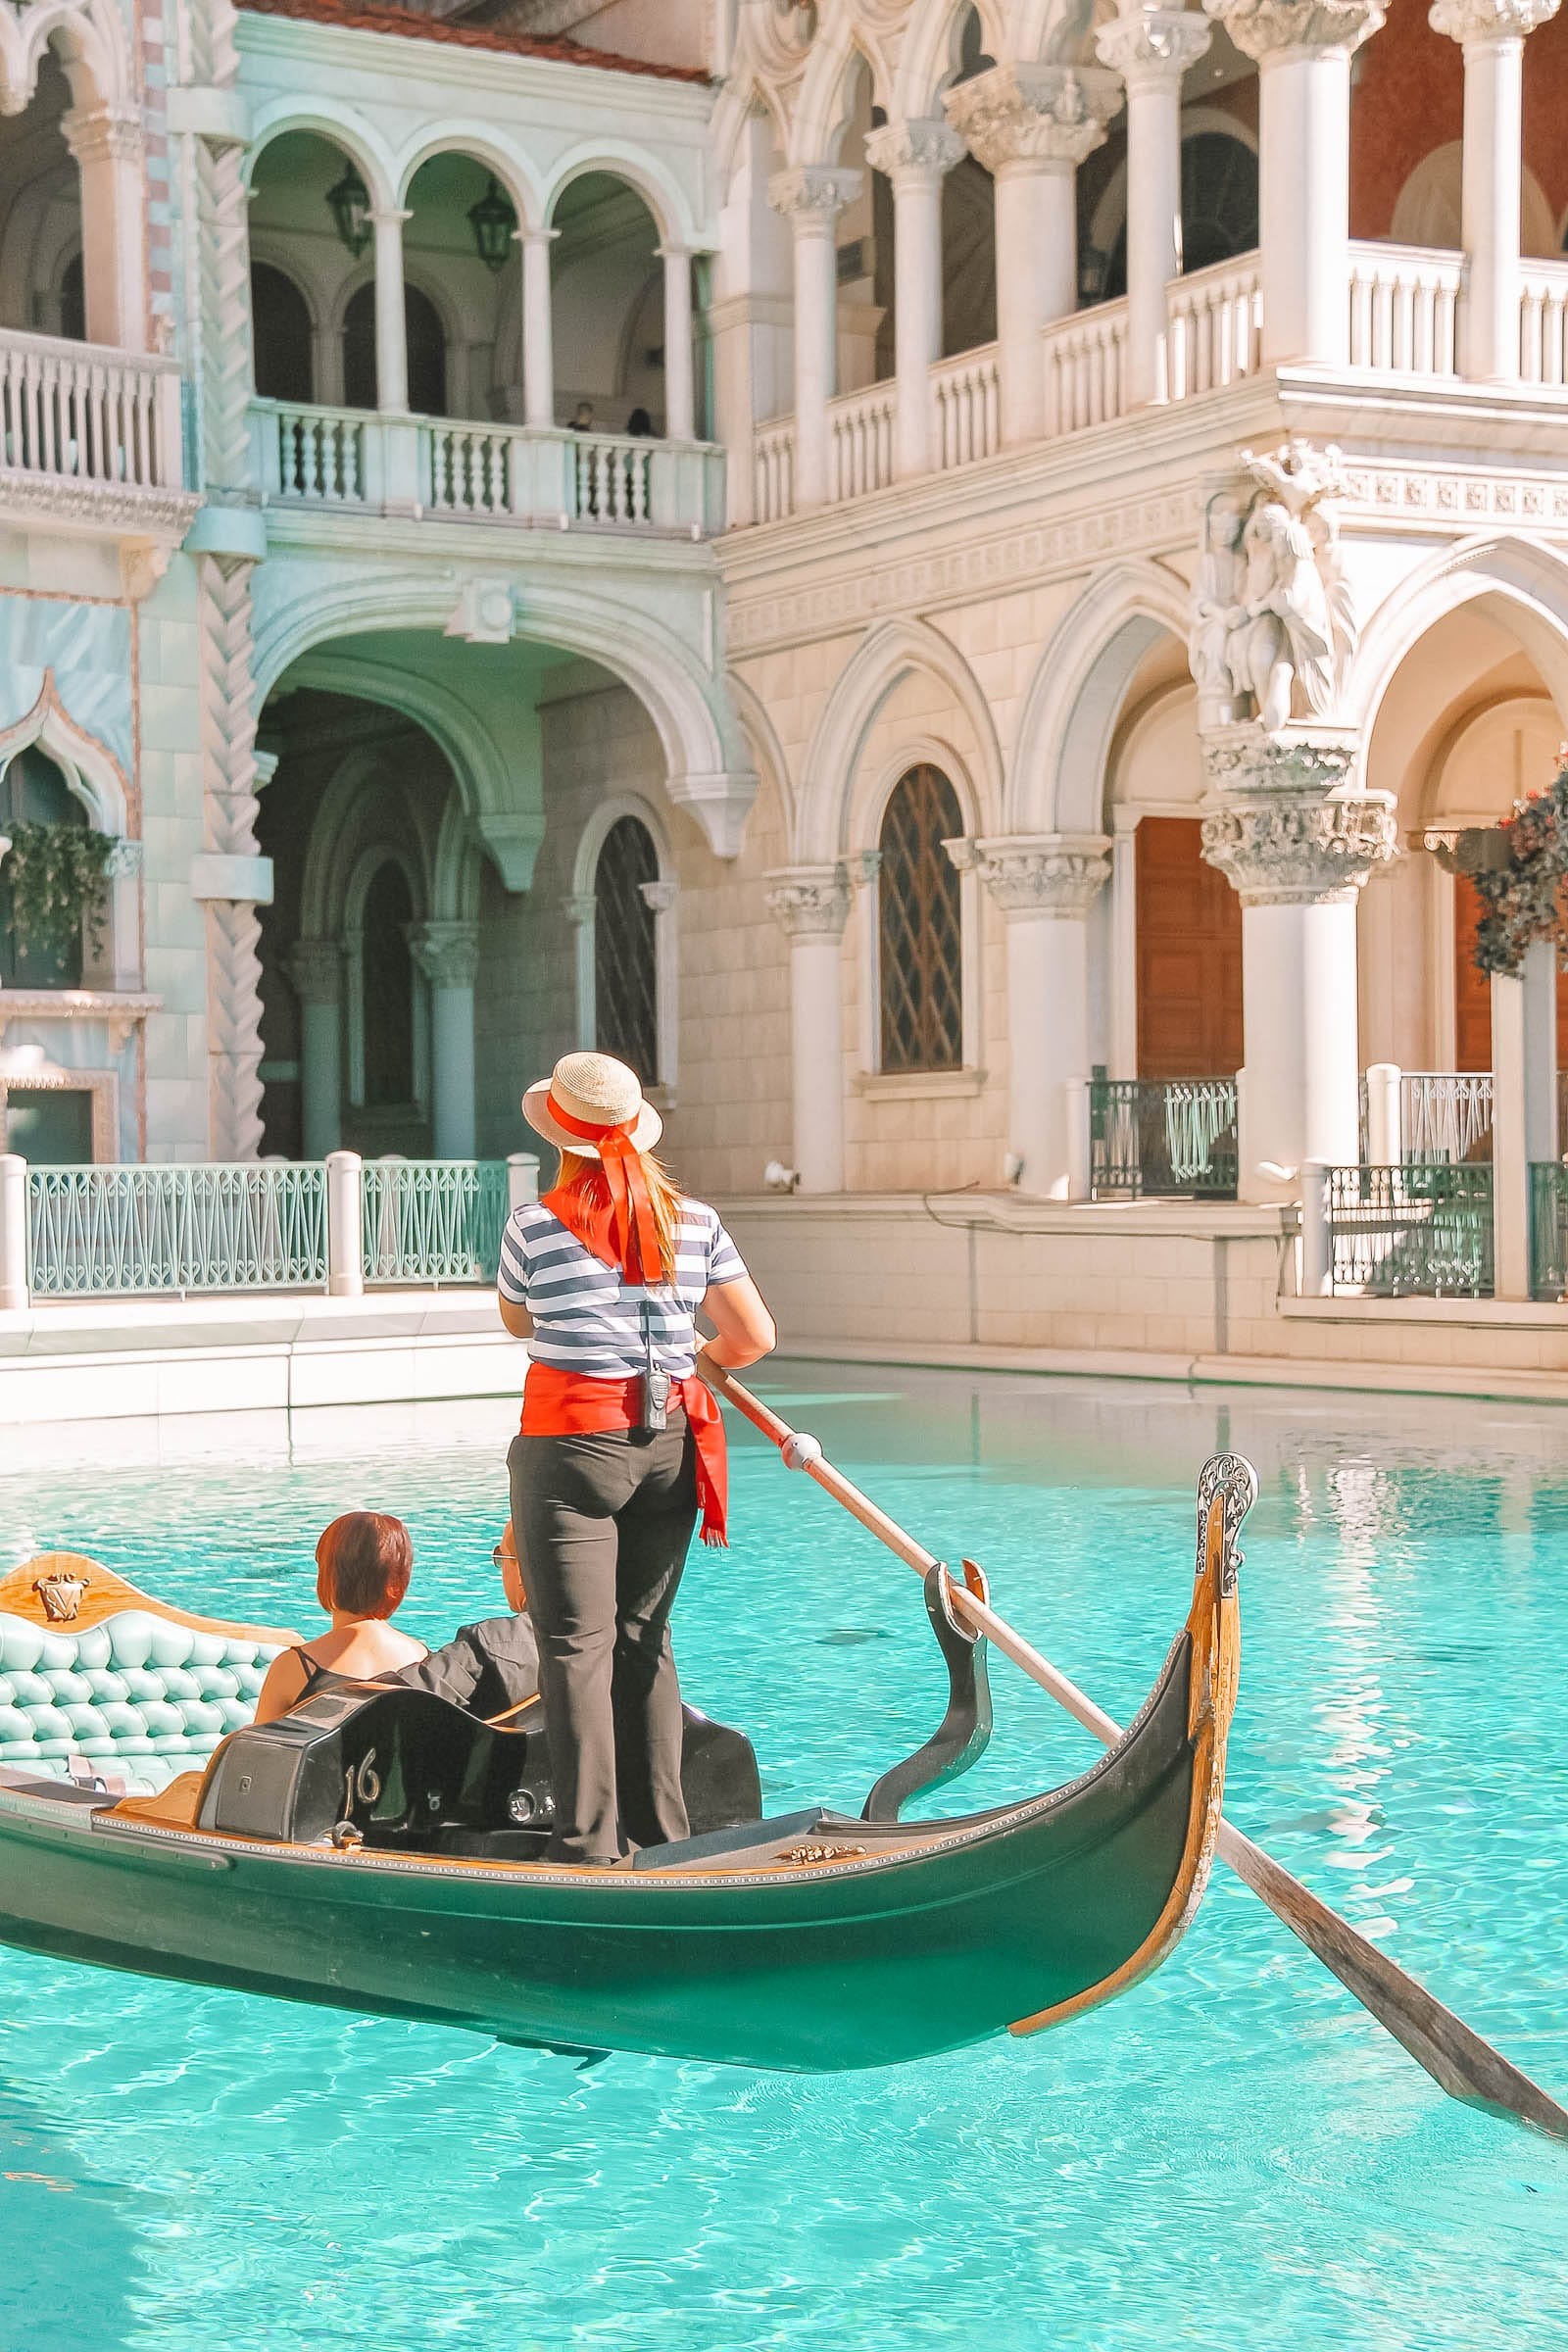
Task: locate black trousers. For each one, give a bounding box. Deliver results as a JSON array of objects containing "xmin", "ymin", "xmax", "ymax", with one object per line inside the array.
[{"xmin": 509, "ymin": 1418, "xmax": 697, "ymax": 1866}]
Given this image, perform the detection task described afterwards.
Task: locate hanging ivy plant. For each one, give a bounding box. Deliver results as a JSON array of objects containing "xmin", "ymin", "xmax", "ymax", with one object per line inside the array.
[
  {"xmin": 1442, "ymin": 764, "xmax": 1568, "ymax": 980},
  {"xmin": 1, "ymin": 820, "xmax": 113, "ymax": 966}
]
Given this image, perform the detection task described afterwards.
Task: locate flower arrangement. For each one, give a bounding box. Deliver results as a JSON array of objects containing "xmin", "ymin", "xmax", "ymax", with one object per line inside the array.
[
  {"xmin": 1465, "ymin": 763, "xmax": 1568, "ymax": 980},
  {"xmin": 1, "ymin": 820, "xmax": 113, "ymax": 968}
]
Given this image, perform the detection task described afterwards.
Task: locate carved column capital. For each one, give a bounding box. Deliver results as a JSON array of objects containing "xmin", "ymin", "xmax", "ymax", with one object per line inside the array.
[
  {"xmin": 767, "ymin": 166, "xmax": 863, "ymax": 224},
  {"xmin": 62, "ymin": 105, "xmax": 144, "ymax": 169},
  {"xmin": 562, "ymin": 892, "xmax": 597, "ymax": 929},
  {"xmin": 407, "ymin": 919, "xmax": 481, "ymax": 991},
  {"xmin": 1428, "ymin": 0, "xmax": 1557, "ymax": 44},
  {"xmin": 863, "ymin": 117, "xmax": 966, "ymax": 184},
  {"xmin": 639, "ymin": 879, "xmax": 679, "ymax": 916},
  {"xmin": 1201, "ymin": 0, "xmax": 1385, "ymax": 58},
  {"xmin": 764, "ymin": 863, "xmax": 852, "ymax": 939},
  {"xmin": 1200, "ymin": 727, "xmax": 1396, "ymax": 905},
  {"xmin": 969, "ymin": 834, "xmax": 1113, "ymax": 916},
  {"xmin": 286, "ymin": 937, "xmax": 345, "ymax": 1006},
  {"xmin": 1096, "ymin": 6, "xmax": 1213, "ymax": 87},
  {"xmin": 944, "ymin": 65, "xmax": 1123, "ymax": 172}
]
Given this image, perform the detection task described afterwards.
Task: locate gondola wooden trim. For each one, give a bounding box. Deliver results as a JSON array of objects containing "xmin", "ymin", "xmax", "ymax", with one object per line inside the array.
[
  {"xmin": 0, "ymin": 1555, "xmax": 299, "ymax": 1647},
  {"xmin": 1005, "ymin": 1497, "xmax": 1237, "ymax": 2036}
]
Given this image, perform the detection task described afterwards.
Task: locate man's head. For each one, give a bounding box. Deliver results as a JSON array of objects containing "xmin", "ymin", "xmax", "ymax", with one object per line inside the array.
[
  {"xmin": 571, "ymin": 400, "xmax": 594, "ymax": 428},
  {"xmin": 493, "ymin": 1520, "xmax": 526, "ymax": 1614}
]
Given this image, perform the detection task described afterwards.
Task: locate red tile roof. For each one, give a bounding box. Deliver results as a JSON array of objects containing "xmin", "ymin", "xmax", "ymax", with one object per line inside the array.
[{"xmin": 238, "ymin": 0, "xmax": 710, "ymax": 84}]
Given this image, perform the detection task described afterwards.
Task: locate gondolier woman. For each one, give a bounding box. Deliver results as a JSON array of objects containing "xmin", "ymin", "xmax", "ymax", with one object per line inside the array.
[{"xmin": 497, "ymin": 1052, "xmax": 776, "ymax": 1866}]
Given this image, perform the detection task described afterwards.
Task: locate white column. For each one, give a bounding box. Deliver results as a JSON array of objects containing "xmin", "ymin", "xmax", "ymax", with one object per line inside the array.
[
  {"xmin": 1109, "ymin": 815, "xmax": 1139, "ymax": 1078},
  {"xmin": 765, "ymin": 865, "xmax": 851, "ymax": 1193},
  {"xmin": 62, "ymin": 107, "xmax": 147, "ymax": 350},
  {"xmin": 945, "ymin": 66, "xmax": 1121, "ymax": 446},
  {"xmin": 711, "ymin": 113, "xmax": 795, "ymax": 525},
  {"xmin": 1521, "ymin": 932, "xmax": 1558, "ymax": 1163},
  {"xmin": 1096, "ymin": 7, "xmax": 1211, "ymax": 406},
  {"xmin": 370, "ymin": 208, "xmax": 411, "ymax": 413},
  {"xmin": 1200, "ymin": 737, "xmax": 1397, "ymax": 1200},
  {"xmin": 518, "ymin": 227, "xmax": 558, "ymax": 428},
  {"xmin": 974, "ymin": 836, "xmax": 1112, "ymax": 1198},
  {"xmin": 0, "ymin": 1154, "xmax": 27, "ymax": 1312},
  {"xmin": 1491, "ymin": 965, "xmax": 1530, "ymax": 1297},
  {"xmin": 769, "ymin": 168, "xmax": 861, "ymax": 511},
  {"xmin": 1364, "ymin": 1060, "xmax": 1403, "ymax": 1164},
  {"xmin": 660, "ymin": 244, "xmax": 697, "ymax": 439},
  {"xmin": 325, "ymin": 1149, "xmax": 365, "ymax": 1298},
  {"xmin": 1206, "ymin": 0, "xmax": 1384, "ymax": 368},
  {"xmin": 1433, "ymin": 0, "xmax": 1559, "ymax": 382},
  {"xmin": 863, "ymin": 120, "xmax": 963, "ymax": 478},
  {"xmin": 508, "ymin": 1152, "xmax": 541, "ymax": 1213},
  {"xmin": 408, "ymin": 921, "xmax": 481, "ymax": 1159},
  {"xmin": 286, "ymin": 940, "xmax": 344, "ymax": 1161}
]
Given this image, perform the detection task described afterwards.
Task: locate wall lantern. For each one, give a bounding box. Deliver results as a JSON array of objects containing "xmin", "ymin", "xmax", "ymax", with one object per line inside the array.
[
  {"xmin": 326, "ymin": 163, "xmax": 373, "ymax": 258},
  {"xmin": 468, "ymin": 177, "xmax": 518, "ymax": 274}
]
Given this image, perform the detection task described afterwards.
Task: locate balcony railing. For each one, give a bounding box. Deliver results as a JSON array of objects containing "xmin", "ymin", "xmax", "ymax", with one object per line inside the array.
[
  {"xmin": 1402, "ymin": 1071, "xmax": 1494, "ymax": 1162},
  {"xmin": 253, "ymin": 402, "xmax": 725, "ymax": 536},
  {"xmin": 1530, "ymin": 1161, "xmax": 1568, "ymax": 1299},
  {"xmin": 361, "ymin": 1157, "xmax": 510, "ymax": 1286},
  {"xmin": 829, "ymin": 379, "xmax": 896, "ymax": 503},
  {"xmin": 1089, "ymin": 1077, "xmax": 1239, "ymax": 1200},
  {"xmin": 932, "ymin": 344, "xmax": 1001, "ymax": 470},
  {"xmin": 1165, "ymin": 256, "xmax": 1263, "ymax": 399},
  {"xmin": 1347, "ymin": 241, "xmax": 1462, "ymax": 374},
  {"xmin": 1043, "ymin": 299, "xmax": 1128, "ymax": 437},
  {"xmin": 1322, "ymin": 1162, "xmax": 1493, "ymax": 1298},
  {"xmin": 1518, "ymin": 258, "xmax": 1568, "ymax": 386},
  {"xmin": 0, "ymin": 329, "xmax": 184, "ymax": 493}
]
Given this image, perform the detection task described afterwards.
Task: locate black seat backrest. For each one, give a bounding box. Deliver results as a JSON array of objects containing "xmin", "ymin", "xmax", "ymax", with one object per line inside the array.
[{"xmin": 198, "ymin": 1687, "xmax": 762, "ymax": 1850}]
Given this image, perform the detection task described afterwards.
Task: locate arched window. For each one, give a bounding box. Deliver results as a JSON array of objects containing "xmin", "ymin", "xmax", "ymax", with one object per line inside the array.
[
  {"xmin": 251, "ymin": 263, "xmax": 314, "ymax": 403},
  {"xmin": 342, "ymin": 282, "xmax": 447, "ymax": 416},
  {"xmin": 878, "ymin": 766, "xmax": 964, "ymax": 1074},
  {"xmin": 594, "ymin": 814, "xmax": 659, "ymax": 1082},
  {"xmin": 0, "ymin": 746, "xmax": 87, "ymax": 987},
  {"xmin": 362, "ymin": 861, "xmax": 416, "ymax": 1105}
]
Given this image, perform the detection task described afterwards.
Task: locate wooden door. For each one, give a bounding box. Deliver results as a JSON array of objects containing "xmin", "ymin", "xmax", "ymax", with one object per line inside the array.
[
  {"xmin": 1453, "ymin": 873, "xmax": 1568, "ymax": 1070},
  {"xmin": 1136, "ymin": 816, "xmax": 1244, "ymax": 1077}
]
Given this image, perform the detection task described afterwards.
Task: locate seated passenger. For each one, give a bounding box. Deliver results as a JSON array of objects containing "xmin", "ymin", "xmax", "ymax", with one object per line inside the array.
[
  {"xmin": 394, "ymin": 1519, "xmax": 540, "ymax": 1722},
  {"xmin": 252, "ymin": 1511, "xmax": 427, "ymax": 1725}
]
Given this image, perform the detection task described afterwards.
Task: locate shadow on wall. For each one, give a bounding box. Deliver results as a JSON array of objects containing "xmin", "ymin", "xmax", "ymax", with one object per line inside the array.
[{"xmin": 0, "ymin": 2069, "xmax": 142, "ymax": 2352}]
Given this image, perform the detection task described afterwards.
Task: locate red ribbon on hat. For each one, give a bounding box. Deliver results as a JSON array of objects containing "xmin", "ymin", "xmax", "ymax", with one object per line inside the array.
[{"xmin": 543, "ymin": 1090, "xmax": 662, "ymax": 1285}]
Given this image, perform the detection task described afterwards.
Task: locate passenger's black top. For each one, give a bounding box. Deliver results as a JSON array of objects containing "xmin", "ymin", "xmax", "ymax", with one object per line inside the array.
[{"xmin": 394, "ymin": 1613, "xmax": 541, "ymax": 1720}]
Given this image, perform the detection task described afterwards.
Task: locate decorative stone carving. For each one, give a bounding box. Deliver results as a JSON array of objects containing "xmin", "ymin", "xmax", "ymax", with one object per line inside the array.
[
  {"xmin": 562, "ymin": 892, "xmax": 597, "ymax": 929},
  {"xmin": 196, "ymin": 553, "xmax": 268, "ymax": 1160},
  {"xmin": 767, "ymin": 166, "xmax": 863, "ymax": 221},
  {"xmin": 639, "ymin": 879, "xmax": 679, "ymax": 916},
  {"xmin": 120, "ymin": 540, "xmax": 174, "ymax": 604},
  {"xmin": 1200, "ymin": 728, "xmax": 1397, "ymax": 905},
  {"xmin": 1200, "ymin": 0, "xmax": 1385, "ymax": 56},
  {"xmin": 61, "ymin": 106, "xmax": 144, "ymax": 171},
  {"xmin": 407, "ymin": 920, "xmax": 482, "ymax": 992},
  {"xmin": 943, "ymin": 65, "xmax": 1123, "ymax": 173},
  {"xmin": 1429, "ymin": 0, "xmax": 1559, "ymax": 42},
  {"xmin": 1190, "ymin": 437, "xmax": 1356, "ymax": 733},
  {"xmin": 968, "ymin": 835, "xmax": 1113, "ymax": 916},
  {"xmin": 285, "ymin": 939, "xmax": 344, "ymax": 1007},
  {"xmin": 863, "ymin": 118, "xmax": 965, "ymax": 183},
  {"xmin": 1096, "ymin": 6, "xmax": 1213, "ymax": 85},
  {"xmin": 763, "ymin": 864, "xmax": 852, "ymax": 938},
  {"xmin": 103, "ymin": 837, "xmax": 143, "ymax": 880},
  {"xmin": 189, "ymin": 0, "xmax": 255, "ymax": 500}
]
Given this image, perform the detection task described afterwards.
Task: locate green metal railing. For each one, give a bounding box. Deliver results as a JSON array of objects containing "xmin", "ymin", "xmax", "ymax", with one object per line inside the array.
[
  {"xmin": 1530, "ymin": 1162, "xmax": 1568, "ymax": 1300},
  {"xmin": 1324, "ymin": 1163, "xmax": 1493, "ymax": 1298},
  {"xmin": 26, "ymin": 1163, "xmax": 329, "ymax": 1298},
  {"xmin": 1089, "ymin": 1077, "xmax": 1238, "ymax": 1200},
  {"xmin": 361, "ymin": 1158, "xmax": 511, "ymax": 1286}
]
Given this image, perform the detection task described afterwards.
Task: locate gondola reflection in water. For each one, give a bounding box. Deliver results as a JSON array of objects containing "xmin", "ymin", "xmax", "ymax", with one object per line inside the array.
[{"xmin": 0, "ymin": 1459, "xmax": 1251, "ymax": 2072}]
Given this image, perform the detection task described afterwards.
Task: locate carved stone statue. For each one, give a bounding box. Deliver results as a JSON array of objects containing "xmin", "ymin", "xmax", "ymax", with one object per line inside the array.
[{"xmin": 1190, "ymin": 437, "xmax": 1356, "ymax": 733}]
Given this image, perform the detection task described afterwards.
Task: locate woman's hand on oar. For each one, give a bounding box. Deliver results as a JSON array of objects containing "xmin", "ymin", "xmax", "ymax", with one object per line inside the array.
[{"xmin": 700, "ymin": 1359, "xmax": 1568, "ymax": 2144}]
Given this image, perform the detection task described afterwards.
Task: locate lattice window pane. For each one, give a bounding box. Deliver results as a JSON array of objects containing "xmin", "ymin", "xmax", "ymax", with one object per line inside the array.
[
  {"xmin": 595, "ymin": 815, "xmax": 660, "ymax": 1083},
  {"xmin": 878, "ymin": 766, "xmax": 963, "ymax": 1074},
  {"xmin": 363, "ymin": 861, "xmax": 415, "ymax": 1107}
]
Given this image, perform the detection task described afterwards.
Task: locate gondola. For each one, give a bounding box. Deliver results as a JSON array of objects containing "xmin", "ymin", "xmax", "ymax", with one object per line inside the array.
[{"xmin": 0, "ymin": 1459, "xmax": 1250, "ymax": 2073}]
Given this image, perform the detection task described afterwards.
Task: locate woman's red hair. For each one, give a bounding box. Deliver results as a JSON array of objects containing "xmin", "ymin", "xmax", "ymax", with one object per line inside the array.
[{"xmin": 315, "ymin": 1511, "xmax": 413, "ymax": 1620}]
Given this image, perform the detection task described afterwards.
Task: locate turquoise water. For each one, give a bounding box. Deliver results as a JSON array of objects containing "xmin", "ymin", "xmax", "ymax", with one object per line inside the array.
[{"xmin": 1, "ymin": 1364, "xmax": 1567, "ymax": 2351}]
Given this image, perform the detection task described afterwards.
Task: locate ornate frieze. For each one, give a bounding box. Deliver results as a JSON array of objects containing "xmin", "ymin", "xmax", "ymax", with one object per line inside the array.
[
  {"xmin": 1096, "ymin": 6, "xmax": 1213, "ymax": 86},
  {"xmin": 1200, "ymin": 0, "xmax": 1385, "ymax": 55},
  {"xmin": 767, "ymin": 166, "xmax": 863, "ymax": 222},
  {"xmin": 968, "ymin": 835, "xmax": 1113, "ymax": 916},
  {"xmin": 407, "ymin": 920, "xmax": 482, "ymax": 992},
  {"xmin": 764, "ymin": 864, "xmax": 852, "ymax": 938},
  {"xmin": 863, "ymin": 118, "xmax": 965, "ymax": 183},
  {"xmin": 1200, "ymin": 728, "xmax": 1397, "ymax": 905},
  {"xmin": 943, "ymin": 65, "xmax": 1122, "ymax": 173},
  {"xmin": 1428, "ymin": 0, "xmax": 1557, "ymax": 41}
]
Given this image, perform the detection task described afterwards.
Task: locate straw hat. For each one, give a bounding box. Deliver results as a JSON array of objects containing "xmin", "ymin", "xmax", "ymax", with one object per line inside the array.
[{"xmin": 522, "ymin": 1051, "xmax": 662, "ymax": 1158}]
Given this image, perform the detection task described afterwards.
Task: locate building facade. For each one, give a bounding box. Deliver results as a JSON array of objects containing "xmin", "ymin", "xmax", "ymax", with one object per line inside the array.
[{"xmin": 4, "ymin": 0, "xmax": 1568, "ymax": 1332}]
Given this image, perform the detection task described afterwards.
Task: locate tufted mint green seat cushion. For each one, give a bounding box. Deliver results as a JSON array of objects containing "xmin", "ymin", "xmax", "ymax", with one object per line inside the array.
[{"xmin": 0, "ymin": 1610, "xmax": 284, "ymax": 1796}]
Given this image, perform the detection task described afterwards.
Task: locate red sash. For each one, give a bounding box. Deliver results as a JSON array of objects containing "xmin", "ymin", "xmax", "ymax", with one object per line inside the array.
[{"xmin": 520, "ymin": 1364, "xmax": 728, "ymax": 1546}]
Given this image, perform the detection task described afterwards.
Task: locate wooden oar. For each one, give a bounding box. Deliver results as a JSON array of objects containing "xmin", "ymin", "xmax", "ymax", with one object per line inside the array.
[{"xmin": 700, "ymin": 1358, "xmax": 1568, "ymax": 2142}]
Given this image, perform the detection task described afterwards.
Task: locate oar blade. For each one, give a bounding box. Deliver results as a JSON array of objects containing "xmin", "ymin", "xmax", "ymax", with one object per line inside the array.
[{"xmin": 1217, "ymin": 1822, "xmax": 1568, "ymax": 2143}]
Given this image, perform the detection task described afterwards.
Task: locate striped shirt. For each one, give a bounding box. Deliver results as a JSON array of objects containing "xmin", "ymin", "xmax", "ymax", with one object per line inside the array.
[{"xmin": 497, "ymin": 1199, "xmax": 749, "ymax": 1379}]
